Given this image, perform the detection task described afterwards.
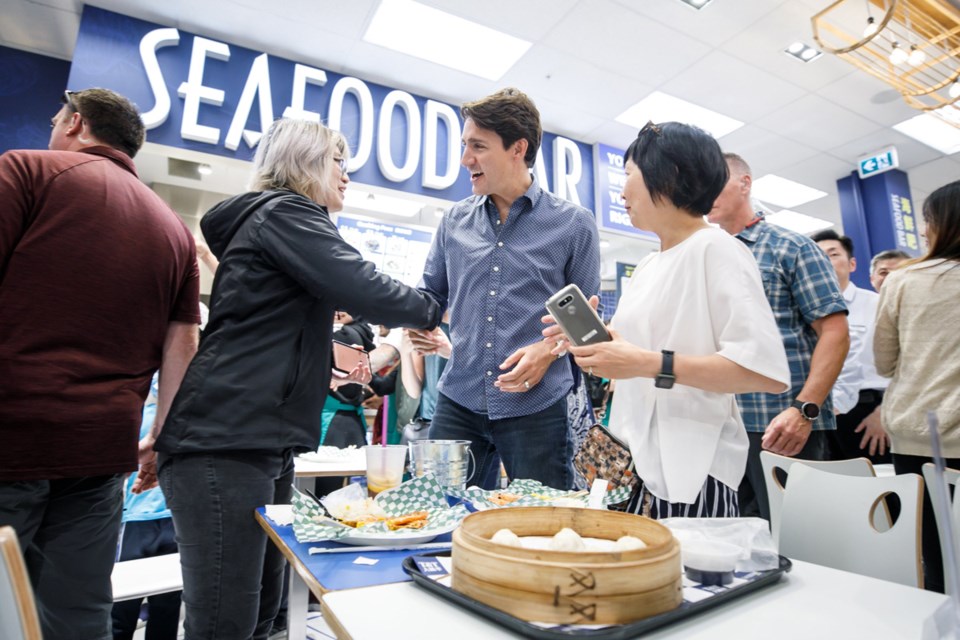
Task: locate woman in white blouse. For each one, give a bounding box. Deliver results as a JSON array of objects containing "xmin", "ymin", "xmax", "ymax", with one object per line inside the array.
[{"xmin": 548, "ymin": 122, "xmax": 790, "ymax": 517}]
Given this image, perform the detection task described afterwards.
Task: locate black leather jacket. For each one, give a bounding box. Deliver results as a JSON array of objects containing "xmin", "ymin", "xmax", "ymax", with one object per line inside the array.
[{"xmin": 156, "ymin": 190, "xmax": 440, "ymax": 454}]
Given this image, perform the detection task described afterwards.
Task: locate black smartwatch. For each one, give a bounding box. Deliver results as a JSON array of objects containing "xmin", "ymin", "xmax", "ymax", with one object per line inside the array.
[
  {"xmin": 791, "ymin": 399, "xmax": 821, "ymax": 421},
  {"xmin": 654, "ymin": 350, "xmax": 676, "ymax": 389}
]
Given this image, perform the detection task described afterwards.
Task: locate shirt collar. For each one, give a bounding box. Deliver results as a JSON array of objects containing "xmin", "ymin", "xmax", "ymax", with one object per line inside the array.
[
  {"xmin": 843, "ymin": 282, "xmax": 858, "ymax": 303},
  {"xmin": 80, "ymin": 145, "xmax": 139, "ymax": 177},
  {"xmin": 736, "ymin": 211, "xmax": 766, "ymax": 243},
  {"xmin": 478, "ymin": 172, "xmax": 541, "ymax": 213}
]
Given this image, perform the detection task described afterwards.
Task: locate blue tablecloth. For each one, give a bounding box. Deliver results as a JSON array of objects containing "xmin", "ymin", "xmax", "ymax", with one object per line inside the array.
[{"xmin": 256, "ymin": 507, "xmax": 452, "ymax": 591}]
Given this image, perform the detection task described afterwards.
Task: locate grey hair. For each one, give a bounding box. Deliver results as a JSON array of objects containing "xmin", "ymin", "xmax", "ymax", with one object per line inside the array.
[
  {"xmin": 870, "ymin": 249, "xmax": 911, "ymax": 274},
  {"xmin": 723, "ymin": 152, "xmax": 751, "ymax": 177},
  {"xmin": 249, "ymin": 118, "xmax": 349, "ymax": 205}
]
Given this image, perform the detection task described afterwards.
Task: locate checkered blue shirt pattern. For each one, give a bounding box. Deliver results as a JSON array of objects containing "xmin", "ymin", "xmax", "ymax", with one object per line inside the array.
[
  {"xmin": 735, "ymin": 218, "xmax": 848, "ymax": 432},
  {"xmin": 420, "ymin": 176, "xmax": 601, "ymax": 420}
]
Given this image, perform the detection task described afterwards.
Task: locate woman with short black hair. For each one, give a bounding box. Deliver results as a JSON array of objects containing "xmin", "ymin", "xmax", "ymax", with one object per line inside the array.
[{"xmin": 548, "ymin": 122, "xmax": 790, "ymax": 518}]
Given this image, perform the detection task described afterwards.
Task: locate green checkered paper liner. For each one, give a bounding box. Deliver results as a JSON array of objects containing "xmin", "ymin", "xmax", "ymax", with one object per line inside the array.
[
  {"xmin": 291, "ymin": 474, "xmax": 469, "ymax": 543},
  {"xmin": 447, "ymin": 478, "xmax": 634, "ymax": 509}
]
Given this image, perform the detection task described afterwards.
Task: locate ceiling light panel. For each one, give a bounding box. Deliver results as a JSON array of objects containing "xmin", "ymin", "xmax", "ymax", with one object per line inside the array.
[
  {"xmin": 893, "ymin": 112, "xmax": 960, "ymax": 155},
  {"xmin": 765, "ymin": 209, "xmax": 834, "ymax": 235},
  {"xmin": 751, "ymin": 174, "xmax": 828, "ymax": 208},
  {"xmin": 676, "ymin": 0, "xmax": 714, "ymax": 9},
  {"xmin": 615, "ymin": 91, "xmax": 744, "ymax": 139},
  {"xmin": 784, "ymin": 41, "xmax": 822, "ymax": 63},
  {"xmin": 363, "ymin": 0, "xmax": 532, "ymax": 81}
]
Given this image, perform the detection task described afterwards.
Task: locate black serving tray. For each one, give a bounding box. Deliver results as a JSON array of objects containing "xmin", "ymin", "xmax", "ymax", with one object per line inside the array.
[{"xmin": 402, "ymin": 552, "xmax": 792, "ymax": 639}]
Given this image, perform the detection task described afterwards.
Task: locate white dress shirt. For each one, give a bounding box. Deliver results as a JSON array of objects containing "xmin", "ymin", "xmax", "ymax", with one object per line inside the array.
[
  {"xmin": 608, "ymin": 228, "xmax": 790, "ymax": 504},
  {"xmin": 832, "ymin": 283, "xmax": 887, "ymax": 414}
]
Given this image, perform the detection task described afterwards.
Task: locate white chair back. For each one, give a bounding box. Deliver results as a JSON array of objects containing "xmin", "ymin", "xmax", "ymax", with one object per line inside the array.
[
  {"xmin": 779, "ymin": 464, "xmax": 923, "ymax": 587},
  {"xmin": 760, "ymin": 450, "xmax": 877, "ymax": 546},
  {"xmin": 921, "ymin": 463, "xmax": 960, "ymax": 595},
  {"xmin": 0, "ymin": 526, "xmax": 41, "ymax": 640}
]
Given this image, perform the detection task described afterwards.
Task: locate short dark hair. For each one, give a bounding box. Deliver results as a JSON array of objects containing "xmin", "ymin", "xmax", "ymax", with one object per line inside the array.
[
  {"xmin": 623, "ymin": 122, "xmax": 728, "ymax": 217},
  {"xmin": 811, "ymin": 229, "xmax": 854, "ymax": 258},
  {"xmin": 461, "ymin": 88, "xmax": 541, "ymax": 168},
  {"xmin": 870, "ymin": 249, "xmax": 911, "ymax": 273},
  {"xmin": 64, "ymin": 88, "xmax": 146, "ymax": 158},
  {"xmin": 723, "ymin": 152, "xmax": 752, "ymax": 177}
]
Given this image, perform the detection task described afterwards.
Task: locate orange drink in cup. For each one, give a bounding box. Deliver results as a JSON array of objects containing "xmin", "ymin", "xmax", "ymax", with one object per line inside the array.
[{"xmin": 364, "ymin": 445, "xmax": 407, "ymax": 497}]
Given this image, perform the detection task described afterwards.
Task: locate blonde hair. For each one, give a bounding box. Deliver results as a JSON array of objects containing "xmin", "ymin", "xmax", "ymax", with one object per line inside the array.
[{"xmin": 249, "ymin": 119, "xmax": 349, "ymax": 205}]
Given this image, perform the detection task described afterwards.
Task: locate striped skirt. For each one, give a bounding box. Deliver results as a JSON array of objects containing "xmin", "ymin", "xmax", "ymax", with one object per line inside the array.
[{"xmin": 621, "ymin": 475, "xmax": 739, "ymax": 519}]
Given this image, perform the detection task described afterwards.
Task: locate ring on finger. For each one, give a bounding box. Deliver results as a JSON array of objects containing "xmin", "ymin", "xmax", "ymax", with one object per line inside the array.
[{"xmin": 523, "ymin": 380, "xmax": 530, "ymax": 390}]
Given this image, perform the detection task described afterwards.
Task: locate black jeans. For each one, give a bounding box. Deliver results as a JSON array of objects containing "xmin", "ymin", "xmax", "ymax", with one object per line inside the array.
[
  {"xmin": 892, "ymin": 452, "xmax": 960, "ymax": 593},
  {"xmin": 158, "ymin": 450, "xmax": 294, "ymax": 640},
  {"xmin": 0, "ymin": 474, "xmax": 125, "ymax": 640},
  {"xmin": 111, "ymin": 518, "xmax": 181, "ymax": 640},
  {"xmin": 739, "ymin": 430, "xmax": 828, "ymax": 521},
  {"xmin": 429, "ymin": 393, "xmax": 573, "ymax": 490}
]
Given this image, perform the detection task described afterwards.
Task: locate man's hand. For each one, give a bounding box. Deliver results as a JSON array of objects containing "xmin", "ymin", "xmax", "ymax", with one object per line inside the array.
[
  {"xmin": 495, "ymin": 340, "xmax": 555, "ymax": 393},
  {"xmin": 131, "ymin": 435, "xmax": 158, "ymax": 494},
  {"xmin": 407, "ymin": 327, "xmax": 451, "ymax": 358},
  {"xmin": 855, "ymin": 407, "xmax": 890, "ymax": 457},
  {"xmin": 330, "ymin": 356, "xmax": 372, "ymax": 389},
  {"xmin": 761, "ymin": 407, "xmax": 812, "ymax": 457}
]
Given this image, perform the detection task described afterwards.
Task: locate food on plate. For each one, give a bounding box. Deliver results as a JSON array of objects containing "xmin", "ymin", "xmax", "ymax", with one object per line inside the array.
[
  {"xmin": 490, "ymin": 528, "xmax": 522, "ymax": 547},
  {"xmin": 385, "ymin": 510, "xmax": 429, "ymax": 531},
  {"xmin": 487, "ymin": 492, "xmax": 522, "ymax": 506},
  {"xmin": 549, "ymin": 527, "xmax": 586, "ymax": 552},
  {"xmin": 615, "ymin": 535, "xmax": 647, "ymax": 551},
  {"xmin": 326, "ymin": 498, "xmax": 386, "ymax": 525}
]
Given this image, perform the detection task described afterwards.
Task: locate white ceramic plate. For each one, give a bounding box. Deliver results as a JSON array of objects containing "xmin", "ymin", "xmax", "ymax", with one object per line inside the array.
[{"xmin": 335, "ymin": 520, "xmax": 459, "ymax": 546}]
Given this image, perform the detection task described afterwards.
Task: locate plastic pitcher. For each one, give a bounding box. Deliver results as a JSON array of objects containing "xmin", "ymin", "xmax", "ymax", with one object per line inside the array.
[{"xmin": 408, "ymin": 439, "xmax": 475, "ymax": 490}]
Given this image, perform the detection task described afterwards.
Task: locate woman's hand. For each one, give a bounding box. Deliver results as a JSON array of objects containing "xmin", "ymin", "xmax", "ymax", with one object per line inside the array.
[
  {"xmin": 330, "ymin": 357, "xmax": 371, "ymax": 389},
  {"xmin": 567, "ymin": 329, "xmax": 655, "ymax": 380}
]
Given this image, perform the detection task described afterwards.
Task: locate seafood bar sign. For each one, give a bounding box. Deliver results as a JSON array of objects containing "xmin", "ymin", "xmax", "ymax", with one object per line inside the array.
[{"xmin": 68, "ymin": 7, "xmax": 595, "ymax": 208}]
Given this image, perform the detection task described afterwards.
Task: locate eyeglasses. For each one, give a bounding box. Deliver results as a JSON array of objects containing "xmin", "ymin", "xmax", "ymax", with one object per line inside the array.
[
  {"xmin": 62, "ymin": 90, "xmax": 78, "ymax": 114},
  {"xmin": 333, "ymin": 156, "xmax": 348, "ymax": 175},
  {"xmin": 638, "ymin": 121, "xmax": 662, "ymax": 138}
]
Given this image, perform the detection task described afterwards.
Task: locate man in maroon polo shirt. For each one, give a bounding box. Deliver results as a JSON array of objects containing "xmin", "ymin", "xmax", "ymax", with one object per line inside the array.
[{"xmin": 0, "ymin": 88, "xmax": 200, "ymax": 640}]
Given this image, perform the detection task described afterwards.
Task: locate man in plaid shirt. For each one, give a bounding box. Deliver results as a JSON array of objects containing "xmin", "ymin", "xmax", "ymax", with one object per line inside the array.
[{"xmin": 709, "ymin": 153, "xmax": 849, "ymax": 520}]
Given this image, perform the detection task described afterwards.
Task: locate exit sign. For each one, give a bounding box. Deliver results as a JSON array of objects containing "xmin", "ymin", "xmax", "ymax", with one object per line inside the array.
[{"xmin": 858, "ymin": 147, "xmax": 899, "ymax": 179}]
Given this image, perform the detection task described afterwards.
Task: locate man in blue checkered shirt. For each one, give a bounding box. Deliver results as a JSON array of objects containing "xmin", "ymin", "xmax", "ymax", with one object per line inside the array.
[
  {"xmin": 408, "ymin": 88, "xmax": 601, "ymax": 491},
  {"xmin": 709, "ymin": 153, "xmax": 849, "ymax": 520}
]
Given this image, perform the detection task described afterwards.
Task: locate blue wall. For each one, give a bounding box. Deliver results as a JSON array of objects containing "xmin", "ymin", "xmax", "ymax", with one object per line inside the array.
[{"xmin": 0, "ymin": 46, "xmax": 71, "ymax": 154}]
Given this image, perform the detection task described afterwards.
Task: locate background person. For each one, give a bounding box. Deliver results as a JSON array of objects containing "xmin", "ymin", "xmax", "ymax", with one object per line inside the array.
[
  {"xmin": 148, "ymin": 118, "xmax": 441, "ymax": 640},
  {"xmin": 0, "ymin": 88, "xmax": 199, "ymax": 640},
  {"xmin": 410, "ymin": 88, "xmax": 601, "ymax": 491},
  {"xmin": 708, "ymin": 152, "xmax": 849, "ymax": 521},
  {"xmin": 547, "ymin": 122, "xmax": 790, "ymax": 518},
  {"xmin": 870, "ymin": 249, "xmax": 911, "ymax": 291},
  {"xmin": 874, "ymin": 179, "xmax": 960, "ymax": 593}
]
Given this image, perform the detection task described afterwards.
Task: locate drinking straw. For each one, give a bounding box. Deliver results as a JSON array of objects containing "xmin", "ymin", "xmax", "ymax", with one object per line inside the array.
[{"xmin": 381, "ymin": 395, "xmax": 389, "ymax": 446}]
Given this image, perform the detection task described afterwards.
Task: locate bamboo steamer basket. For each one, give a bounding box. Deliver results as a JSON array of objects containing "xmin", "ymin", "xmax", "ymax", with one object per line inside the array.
[{"xmin": 451, "ymin": 507, "xmax": 682, "ymax": 625}]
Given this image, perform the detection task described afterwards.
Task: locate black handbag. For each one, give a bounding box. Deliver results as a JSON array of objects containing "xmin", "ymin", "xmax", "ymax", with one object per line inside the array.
[{"xmin": 399, "ymin": 417, "xmax": 432, "ymax": 446}]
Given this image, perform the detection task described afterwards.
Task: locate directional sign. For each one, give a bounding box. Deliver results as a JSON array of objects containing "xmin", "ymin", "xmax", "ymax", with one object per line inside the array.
[{"xmin": 857, "ymin": 147, "xmax": 899, "ymax": 179}]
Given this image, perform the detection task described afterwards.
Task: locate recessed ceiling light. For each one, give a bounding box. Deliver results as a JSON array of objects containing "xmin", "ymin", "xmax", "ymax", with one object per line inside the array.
[
  {"xmin": 343, "ymin": 189, "xmax": 423, "ymax": 217},
  {"xmin": 599, "ymin": 240, "xmax": 611, "ymax": 249},
  {"xmin": 615, "ymin": 91, "xmax": 744, "ymax": 139},
  {"xmin": 893, "ymin": 112, "xmax": 960, "ymax": 155},
  {"xmin": 766, "ymin": 209, "xmax": 834, "ymax": 235},
  {"xmin": 752, "ymin": 175, "xmax": 828, "ymax": 208},
  {"xmin": 197, "ymin": 163, "xmax": 212, "ymax": 176},
  {"xmin": 363, "ymin": 0, "xmax": 531, "ymax": 81},
  {"xmin": 676, "ymin": 0, "xmax": 714, "ymax": 9},
  {"xmin": 784, "ymin": 42, "xmax": 822, "ymax": 63}
]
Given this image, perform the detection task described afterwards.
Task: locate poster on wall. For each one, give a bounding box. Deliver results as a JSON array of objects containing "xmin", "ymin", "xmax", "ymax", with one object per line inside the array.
[
  {"xmin": 593, "ymin": 143, "xmax": 656, "ymax": 241},
  {"xmin": 335, "ymin": 214, "xmax": 435, "ymax": 287}
]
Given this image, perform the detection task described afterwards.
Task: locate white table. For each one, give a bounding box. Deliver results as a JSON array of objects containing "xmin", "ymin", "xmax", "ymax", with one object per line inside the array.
[{"xmin": 320, "ymin": 560, "xmax": 955, "ymax": 640}]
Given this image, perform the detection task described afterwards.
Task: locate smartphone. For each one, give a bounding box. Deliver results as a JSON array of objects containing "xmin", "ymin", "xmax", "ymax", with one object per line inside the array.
[
  {"xmin": 545, "ymin": 284, "xmax": 611, "ymax": 347},
  {"xmin": 332, "ymin": 340, "xmax": 371, "ymax": 375}
]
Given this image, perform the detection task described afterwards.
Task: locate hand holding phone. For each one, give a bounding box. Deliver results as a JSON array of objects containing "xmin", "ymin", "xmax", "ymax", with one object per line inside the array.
[
  {"xmin": 545, "ymin": 285, "xmax": 611, "ymax": 347},
  {"xmin": 332, "ymin": 340, "xmax": 371, "ymax": 375}
]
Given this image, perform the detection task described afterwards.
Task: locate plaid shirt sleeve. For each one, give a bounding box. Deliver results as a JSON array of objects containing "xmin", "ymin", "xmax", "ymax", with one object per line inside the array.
[{"xmin": 787, "ymin": 239, "xmax": 848, "ymax": 323}]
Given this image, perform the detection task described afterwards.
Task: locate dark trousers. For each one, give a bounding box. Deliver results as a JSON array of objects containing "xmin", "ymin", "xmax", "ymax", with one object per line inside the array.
[
  {"xmin": 430, "ymin": 393, "xmax": 573, "ymax": 490},
  {"xmin": 739, "ymin": 430, "xmax": 828, "ymax": 521},
  {"xmin": 892, "ymin": 452, "xmax": 960, "ymax": 594},
  {"xmin": 158, "ymin": 450, "xmax": 294, "ymax": 640},
  {"xmin": 0, "ymin": 474, "xmax": 125, "ymax": 640},
  {"xmin": 828, "ymin": 389, "xmax": 891, "ymax": 464},
  {"xmin": 111, "ymin": 519, "xmax": 181, "ymax": 640}
]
